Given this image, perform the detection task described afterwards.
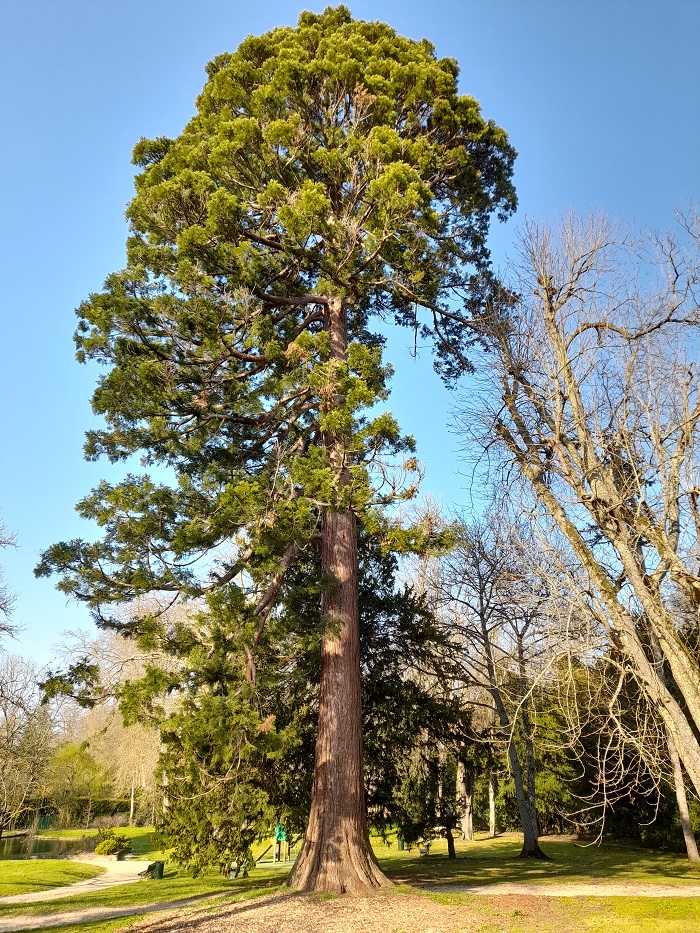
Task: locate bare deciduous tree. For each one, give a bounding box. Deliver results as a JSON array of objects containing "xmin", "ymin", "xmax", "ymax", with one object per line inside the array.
[
  {"xmin": 0, "ymin": 655, "xmax": 53, "ymax": 841},
  {"xmin": 469, "ymin": 213, "xmax": 700, "ymax": 858},
  {"xmin": 0, "ymin": 522, "xmax": 17, "ymax": 645},
  {"xmin": 49, "ymin": 624, "xmax": 172, "ymax": 825},
  {"xmin": 64, "ymin": 703, "xmax": 160, "ymax": 827},
  {"xmin": 430, "ymin": 516, "xmax": 555, "ymax": 858}
]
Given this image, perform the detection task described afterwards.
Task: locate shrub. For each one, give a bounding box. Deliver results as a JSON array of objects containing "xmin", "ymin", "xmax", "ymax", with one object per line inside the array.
[
  {"xmin": 94, "ymin": 828, "xmax": 131, "ymax": 856},
  {"xmin": 91, "ymin": 813, "xmax": 129, "ymax": 830}
]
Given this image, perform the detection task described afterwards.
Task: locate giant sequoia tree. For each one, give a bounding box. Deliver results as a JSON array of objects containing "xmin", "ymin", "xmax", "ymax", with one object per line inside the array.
[{"xmin": 38, "ymin": 6, "xmax": 515, "ymax": 893}]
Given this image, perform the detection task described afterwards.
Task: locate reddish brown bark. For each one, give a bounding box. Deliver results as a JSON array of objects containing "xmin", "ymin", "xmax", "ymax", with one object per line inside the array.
[{"xmin": 287, "ymin": 297, "xmax": 391, "ymax": 894}]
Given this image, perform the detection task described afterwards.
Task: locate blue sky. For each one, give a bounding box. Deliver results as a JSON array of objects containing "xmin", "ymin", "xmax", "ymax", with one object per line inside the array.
[{"xmin": 2, "ymin": 0, "xmax": 698, "ymax": 664}]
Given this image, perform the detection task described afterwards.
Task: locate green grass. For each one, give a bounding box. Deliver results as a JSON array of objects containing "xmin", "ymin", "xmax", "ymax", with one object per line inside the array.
[
  {"xmin": 410, "ymin": 891, "xmax": 700, "ymax": 932},
  {"xmin": 0, "ymin": 860, "xmax": 104, "ymax": 897},
  {"xmin": 24, "ymin": 919, "xmax": 146, "ymax": 933},
  {"xmin": 582, "ymin": 896, "xmax": 700, "ymax": 932},
  {"xmin": 7, "ymin": 832, "xmax": 700, "ymax": 933},
  {"xmin": 371, "ymin": 831, "xmax": 700, "ymax": 888},
  {"xmin": 0, "ymin": 862, "xmax": 289, "ymax": 920},
  {"xmin": 37, "ymin": 829, "xmax": 100, "ymax": 839}
]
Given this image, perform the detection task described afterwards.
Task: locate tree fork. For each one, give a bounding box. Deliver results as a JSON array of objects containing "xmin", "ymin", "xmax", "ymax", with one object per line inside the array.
[{"xmin": 287, "ymin": 298, "xmax": 391, "ymax": 894}]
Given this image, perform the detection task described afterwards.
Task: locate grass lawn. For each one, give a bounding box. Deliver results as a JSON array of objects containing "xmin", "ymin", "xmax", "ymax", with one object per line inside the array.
[
  {"xmin": 0, "ymin": 863, "xmax": 289, "ymax": 921},
  {"xmin": 35, "ymin": 830, "xmax": 99, "ymax": 839},
  {"xmin": 0, "ymin": 861, "xmax": 104, "ymax": 898},
  {"xmin": 6, "ymin": 832, "xmax": 700, "ymax": 933},
  {"xmin": 587, "ymin": 897, "xmax": 700, "ymax": 932},
  {"xmin": 371, "ymin": 830, "xmax": 700, "ymax": 887},
  {"xmin": 414, "ymin": 892, "xmax": 700, "ymax": 932},
  {"xmin": 25, "ymin": 923, "xmax": 146, "ymax": 933}
]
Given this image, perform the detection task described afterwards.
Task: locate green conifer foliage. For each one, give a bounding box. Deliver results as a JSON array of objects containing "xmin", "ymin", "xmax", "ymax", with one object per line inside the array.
[{"xmin": 37, "ymin": 6, "xmax": 515, "ymax": 893}]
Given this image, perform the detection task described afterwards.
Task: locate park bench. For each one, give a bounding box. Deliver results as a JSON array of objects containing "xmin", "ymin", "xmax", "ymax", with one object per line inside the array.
[{"xmin": 138, "ymin": 861, "xmax": 165, "ymax": 879}]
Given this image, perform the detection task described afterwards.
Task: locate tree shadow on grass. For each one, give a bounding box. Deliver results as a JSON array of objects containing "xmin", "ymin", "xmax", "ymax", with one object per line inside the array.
[
  {"xmin": 376, "ymin": 835, "xmax": 700, "ymax": 888},
  {"xmin": 0, "ymin": 867, "xmax": 289, "ymax": 920}
]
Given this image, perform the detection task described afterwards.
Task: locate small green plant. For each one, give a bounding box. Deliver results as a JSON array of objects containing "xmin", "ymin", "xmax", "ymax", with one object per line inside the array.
[{"xmin": 94, "ymin": 828, "xmax": 131, "ymax": 856}]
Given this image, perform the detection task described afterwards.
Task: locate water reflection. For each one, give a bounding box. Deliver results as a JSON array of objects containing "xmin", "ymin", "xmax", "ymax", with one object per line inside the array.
[{"xmin": 0, "ymin": 835, "xmax": 93, "ymax": 860}]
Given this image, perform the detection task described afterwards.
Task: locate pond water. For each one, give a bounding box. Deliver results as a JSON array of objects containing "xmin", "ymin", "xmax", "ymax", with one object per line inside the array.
[{"xmin": 0, "ymin": 835, "xmax": 92, "ymax": 860}]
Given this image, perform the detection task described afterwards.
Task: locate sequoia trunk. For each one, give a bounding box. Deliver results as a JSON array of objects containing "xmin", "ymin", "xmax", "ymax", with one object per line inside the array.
[{"xmin": 287, "ymin": 298, "xmax": 391, "ymax": 894}]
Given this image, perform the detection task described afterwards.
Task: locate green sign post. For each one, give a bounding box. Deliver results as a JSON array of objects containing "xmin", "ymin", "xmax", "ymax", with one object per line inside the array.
[{"xmin": 273, "ymin": 823, "xmax": 287, "ymax": 863}]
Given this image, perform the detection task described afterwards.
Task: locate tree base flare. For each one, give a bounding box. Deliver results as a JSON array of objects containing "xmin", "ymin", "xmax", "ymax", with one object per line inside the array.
[
  {"xmin": 287, "ymin": 835, "xmax": 393, "ymax": 894},
  {"xmin": 518, "ymin": 844, "xmax": 550, "ymax": 860}
]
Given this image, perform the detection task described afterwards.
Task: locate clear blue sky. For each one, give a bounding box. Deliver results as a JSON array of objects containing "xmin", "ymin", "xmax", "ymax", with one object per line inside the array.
[{"xmin": 2, "ymin": 0, "xmax": 698, "ymax": 664}]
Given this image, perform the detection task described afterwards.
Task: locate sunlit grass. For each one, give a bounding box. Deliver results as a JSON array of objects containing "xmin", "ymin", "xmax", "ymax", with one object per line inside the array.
[
  {"xmin": 0, "ymin": 862, "xmax": 288, "ymax": 920},
  {"xmin": 35, "ymin": 829, "xmax": 97, "ymax": 839},
  {"xmin": 8, "ymin": 832, "xmax": 700, "ymax": 933},
  {"xmin": 0, "ymin": 860, "xmax": 104, "ymax": 898},
  {"xmin": 371, "ymin": 830, "xmax": 700, "ymax": 887},
  {"xmin": 584, "ymin": 896, "xmax": 700, "ymax": 932},
  {"xmin": 24, "ymin": 919, "xmax": 146, "ymax": 933}
]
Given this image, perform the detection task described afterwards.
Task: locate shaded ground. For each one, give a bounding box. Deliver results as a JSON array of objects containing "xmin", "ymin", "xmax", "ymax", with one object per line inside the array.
[
  {"xmin": 378, "ymin": 834, "xmax": 700, "ymax": 888},
  {"xmin": 55, "ymin": 890, "xmax": 579, "ymax": 933}
]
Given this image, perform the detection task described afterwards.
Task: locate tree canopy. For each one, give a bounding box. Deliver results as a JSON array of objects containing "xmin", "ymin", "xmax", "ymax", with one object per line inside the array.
[{"xmin": 39, "ymin": 6, "xmax": 515, "ymax": 613}]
